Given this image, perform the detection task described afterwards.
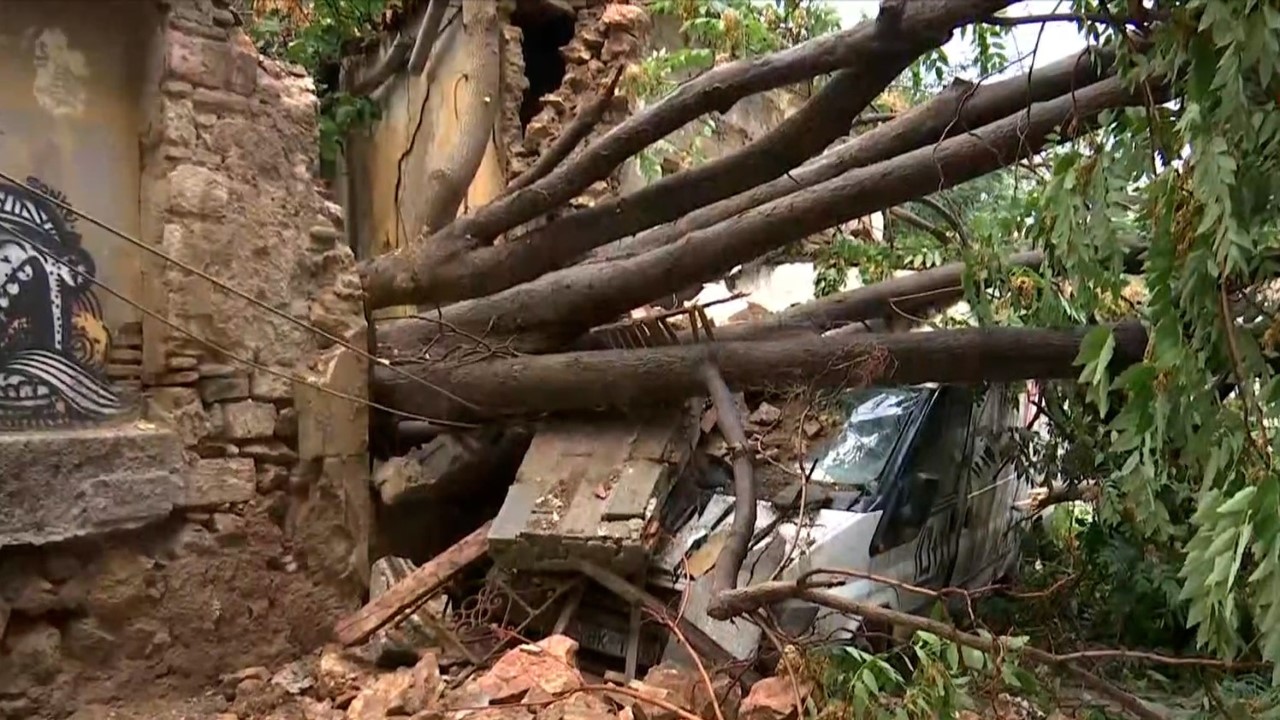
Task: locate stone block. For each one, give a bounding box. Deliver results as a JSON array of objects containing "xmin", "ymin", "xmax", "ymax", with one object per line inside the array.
[
  {"xmin": 251, "ymin": 368, "xmax": 293, "ymax": 401},
  {"xmin": 166, "ymin": 29, "xmax": 230, "ymax": 88},
  {"xmin": 168, "ymin": 164, "xmax": 229, "ymax": 216},
  {"xmin": 296, "ymin": 347, "xmax": 368, "ymax": 460},
  {"xmin": 287, "ymin": 455, "xmax": 373, "ymax": 590},
  {"xmin": 228, "ymin": 34, "xmax": 260, "ymax": 96},
  {"xmin": 145, "ymin": 386, "xmax": 211, "ymax": 447},
  {"xmin": 184, "ymin": 458, "xmax": 256, "ymax": 508},
  {"xmin": 0, "ymin": 423, "xmax": 185, "ymax": 547},
  {"xmin": 222, "ymin": 400, "xmax": 278, "ymax": 439},
  {"xmin": 199, "ymin": 374, "xmax": 250, "ymax": 403}
]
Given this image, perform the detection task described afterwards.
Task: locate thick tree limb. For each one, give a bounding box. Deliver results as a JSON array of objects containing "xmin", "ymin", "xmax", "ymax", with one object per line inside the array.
[
  {"xmin": 699, "ymin": 363, "xmax": 757, "ymax": 613},
  {"xmin": 416, "ymin": 74, "xmax": 1144, "ymax": 348},
  {"xmin": 373, "ymin": 324, "xmax": 1149, "ymax": 422},
  {"xmin": 889, "ymin": 206, "xmax": 953, "ymax": 246},
  {"xmin": 716, "ymin": 251, "xmax": 1047, "ymax": 342},
  {"xmin": 407, "ymin": 0, "xmax": 450, "ymax": 75},
  {"xmin": 358, "ymin": 0, "xmax": 1017, "ymax": 308},
  {"xmin": 499, "ymin": 65, "xmax": 624, "ymax": 198},
  {"xmin": 711, "ymin": 583, "xmax": 1166, "ymax": 720},
  {"xmin": 588, "ymin": 47, "xmax": 1112, "ymax": 265},
  {"xmin": 349, "ymin": 33, "xmax": 413, "ymax": 97},
  {"xmin": 415, "ymin": 1, "xmax": 502, "ymax": 237}
]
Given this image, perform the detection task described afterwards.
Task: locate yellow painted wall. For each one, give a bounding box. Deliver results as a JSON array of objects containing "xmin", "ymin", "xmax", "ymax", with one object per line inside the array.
[
  {"xmin": 347, "ymin": 9, "xmax": 507, "ymax": 264},
  {"xmin": 0, "ymin": 1, "xmax": 155, "ymax": 331}
]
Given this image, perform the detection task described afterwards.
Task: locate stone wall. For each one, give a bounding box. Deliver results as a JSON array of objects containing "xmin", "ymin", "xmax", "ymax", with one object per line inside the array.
[
  {"xmin": 504, "ymin": 1, "xmax": 651, "ymax": 213},
  {"xmin": 0, "ymin": 0, "xmax": 373, "ymax": 715}
]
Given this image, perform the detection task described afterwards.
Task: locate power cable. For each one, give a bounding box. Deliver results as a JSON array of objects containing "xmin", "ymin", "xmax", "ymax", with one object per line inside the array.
[{"xmin": 0, "ymin": 169, "xmax": 481, "ymax": 412}]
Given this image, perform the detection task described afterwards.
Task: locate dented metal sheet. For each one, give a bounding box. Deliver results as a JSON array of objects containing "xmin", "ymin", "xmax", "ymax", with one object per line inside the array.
[{"xmin": 487, "ymin": 402, "xmax": 703, "ymax": 574}]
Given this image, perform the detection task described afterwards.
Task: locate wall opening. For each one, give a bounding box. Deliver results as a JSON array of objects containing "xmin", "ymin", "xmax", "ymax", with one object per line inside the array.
[{"xmin": 512, "ymin": 0, "xmax": 575, "ymax": 129}]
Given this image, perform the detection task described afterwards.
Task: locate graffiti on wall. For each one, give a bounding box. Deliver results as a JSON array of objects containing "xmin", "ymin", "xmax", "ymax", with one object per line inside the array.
[{"xmin": 0, "ymin": 176, "xmax": 124, "ymax": 428}]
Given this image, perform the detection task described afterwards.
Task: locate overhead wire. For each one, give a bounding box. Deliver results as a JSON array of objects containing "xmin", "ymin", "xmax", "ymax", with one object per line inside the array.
[{"xmin": 0, "ymin": 168, "xmax": 482, "ymax": 413}]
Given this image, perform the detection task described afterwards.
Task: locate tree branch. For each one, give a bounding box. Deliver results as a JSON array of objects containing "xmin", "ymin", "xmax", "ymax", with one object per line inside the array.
[
  {"xmin": 373, "ymin": 323, "xmax": 1149, "ymax": 423},
  {"xmin": 699, "ymin": 363, "xmax": 757, "ymax": 614},
  {"xmin": 710, "ymin": 584, "xmax": 1165, "ymax": 720},
  {"xmin": 499, "ymin": 65, "xmax": 624, "ymax": 198},
  {"xmin": 348, "ymin": 32, "xmax": 413, "ymax": 97},
  {"xmin": 358, "ymin": 0, "xmax": 1019, "ymax": 308},
  {"xmin": 414, "ymin": 1, "xmax": 501, "ymax": 237},
  {"xmin": 587, "ymin": 46, "xmax": 1112, "ymax": 266},
  {"xmin": 431, "ymin": 74, "xmax": 1146, "ymax": 344},
  {"xmin": 406, "ymin": 0, "xmax": 451, "ymax": 75}
]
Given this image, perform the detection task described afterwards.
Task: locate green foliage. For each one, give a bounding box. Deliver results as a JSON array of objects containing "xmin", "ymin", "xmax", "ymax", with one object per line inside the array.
[
  {"xmin": 247, "ymin": 0, "xmax": 388, "ymax": 169},
  {"xmin": 819, "ymin": 629, "xmax": 1039, "ymax": 720},
  {"xmin": 985, "ymin": 0, "xmax": 1280, "ymax": 678},
  {"xmin": 630, "ymin": 0, "xmax": 839, "ymax": 181}
]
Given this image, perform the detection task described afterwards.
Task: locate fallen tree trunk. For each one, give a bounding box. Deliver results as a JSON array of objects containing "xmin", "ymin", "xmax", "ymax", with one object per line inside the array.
[
  {"xmin": 383, "ymin": 73, "xmax": 1144, "ymax": 354},
  {"xmin": 357, "ymin": 0, "xmax": 1017, "ymax": 308},
  {"xmin": 588, "ymin": 47, "xmax": 1113, "ymax": 265},
  {"xmin": 373, "ymin": 323, "xmax": 1149, "ymax": 422}
]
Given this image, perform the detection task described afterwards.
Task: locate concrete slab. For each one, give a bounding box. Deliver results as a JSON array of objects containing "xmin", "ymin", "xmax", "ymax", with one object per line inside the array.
[
  {"xmin": 0, "ymin": 420, "xmax": 186, "ymax": 547},
  {"xmin": 487, "ymin": 402, "xmax": 703, "ymax": 574}
]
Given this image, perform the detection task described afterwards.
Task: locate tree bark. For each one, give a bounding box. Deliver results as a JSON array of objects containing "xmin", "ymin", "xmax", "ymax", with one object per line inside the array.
[
  {"xmin": 715, "ymin": 251, "xmax": 1047, "ymax": 342},
  {"xmin": 414, "ymin": 1, "xmax": 502, "ymax": 237},
  {"xmin": 357, "ymin": 0, "xmax": 1018, "ymax": 309},
  {"xmin": 390, "ymin": 74, "xmax": 1140, "ymax": 353},
  {"xmin": 372, "ymin": 323, "xmax": 1149, "ymax": 423},
  {"xmin": 407, "ymin": 0, "xmax": 450, "ymax": 75},
  {"xmin": 588, "ymin": 47, "xmax": 1113, "ymax": 265}
]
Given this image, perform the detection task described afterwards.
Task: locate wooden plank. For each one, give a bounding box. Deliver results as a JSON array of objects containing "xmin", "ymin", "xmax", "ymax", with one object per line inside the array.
[{"xmin": 334, "ymin": 520, "xmax": 492, "ymax": 646}]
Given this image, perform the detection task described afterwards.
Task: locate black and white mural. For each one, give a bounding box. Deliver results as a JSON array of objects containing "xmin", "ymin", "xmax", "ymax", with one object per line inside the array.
[{"xmin": 0, "ymin": 176, "xmax": 124, "ymax": 428}]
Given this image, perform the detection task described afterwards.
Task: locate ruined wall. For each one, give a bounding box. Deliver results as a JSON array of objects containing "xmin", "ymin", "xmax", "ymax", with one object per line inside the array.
[
  {"xmin": 343, "ymin": 0, "xmax": 651, "ymax": 268},
  {"xmin": 343, "ymin": 1, "xmax": 510, "ymax": 266},
  {"xmin": 0, "ymin": 1, "xmax": 373, "ymax": 715},
  {"xmin": 0, "ymin": 1, "xmax": 160, "ymax": 429}
]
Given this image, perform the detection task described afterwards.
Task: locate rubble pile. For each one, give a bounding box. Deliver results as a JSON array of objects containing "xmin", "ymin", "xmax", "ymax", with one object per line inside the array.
[{"xmin": 208, "ymin": 635, "xmax": 809, "ymax": 720}]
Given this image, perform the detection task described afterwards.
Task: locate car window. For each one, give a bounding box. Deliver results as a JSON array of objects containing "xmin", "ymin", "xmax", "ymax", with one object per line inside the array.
[
  {"xmin": 877, "ymin": 386, "xmax": 974, "ymax": 549},
  {"xmin": 807, "ymin": 387, "xmax": 926, "ymax": 492}
]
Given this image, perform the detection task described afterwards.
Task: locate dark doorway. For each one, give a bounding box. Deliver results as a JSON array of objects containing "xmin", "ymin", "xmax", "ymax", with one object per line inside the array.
[{"xmin": 511, "ymin": 0, "xmax": 576, "ymax": 129}]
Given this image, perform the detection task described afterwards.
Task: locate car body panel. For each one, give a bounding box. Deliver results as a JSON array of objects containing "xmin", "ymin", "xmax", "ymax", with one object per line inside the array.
[{"xmin": 652, "ymin": 381, "xmax": 1038, "ymax": 662}]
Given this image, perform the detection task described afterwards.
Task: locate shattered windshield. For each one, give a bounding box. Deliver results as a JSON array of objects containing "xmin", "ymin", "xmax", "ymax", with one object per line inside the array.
[{"xmin": 807, "ymin": 387, "xmax": 927, "ymax": 489}]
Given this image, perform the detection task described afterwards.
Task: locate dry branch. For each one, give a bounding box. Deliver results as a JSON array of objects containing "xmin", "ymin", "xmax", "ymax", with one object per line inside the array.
[
  {"xmin": 358, "ymin": 0, "xmax": 1018, "ymax": 308},
  {"xmin": 699, "ymin": 363, "xmax": 757, "ymax": 614},
  {"xmin": 500, "ymin": 66, "xmax": 624, "ymax": 197},
  {"xmin": 711, "ymin": 583, "xmax": 1166, "ymax": 720},
  {"xmin": 373, "ymin": 324, "xmax": 1149, "ymax": 422}
]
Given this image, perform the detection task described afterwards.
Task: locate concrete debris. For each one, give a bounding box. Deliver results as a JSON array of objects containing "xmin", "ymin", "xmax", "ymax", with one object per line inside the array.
[
  {"xmin": 195, "ymin": 637, "xmax": 770, "ymax": 720},
  {"xmin": 739, "ymin": 676, "xmax": 812, "ymax": 720}
]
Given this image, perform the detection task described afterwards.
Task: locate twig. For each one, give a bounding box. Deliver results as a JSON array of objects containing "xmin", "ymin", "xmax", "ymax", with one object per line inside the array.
[
  {"xmin": 714, "ymin": 583, "xmax": 1169, "ymax": 720},
  {"xmin": 502, "ymin": 65, "xmax": 625, "ymax": 198},
  {"xmin": 645, "ymin": 607, "xmax": 727, "ymax": 720},
  {"xmin": 570, "ymin": 559, "xmax": 762, "ymax": 687},
  {"xmin": 699, "ymin": 362, "xmax": 757, "ymax": 615},
  {"xmin": 981, "ymin": 10, "xmax": 1166, "ymax": 29}
]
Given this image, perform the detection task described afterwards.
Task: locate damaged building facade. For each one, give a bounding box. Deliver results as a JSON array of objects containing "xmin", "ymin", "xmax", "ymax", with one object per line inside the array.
[{"xmin": 0, "ymin": 0, "xmax": 371, "ymax": 714}]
